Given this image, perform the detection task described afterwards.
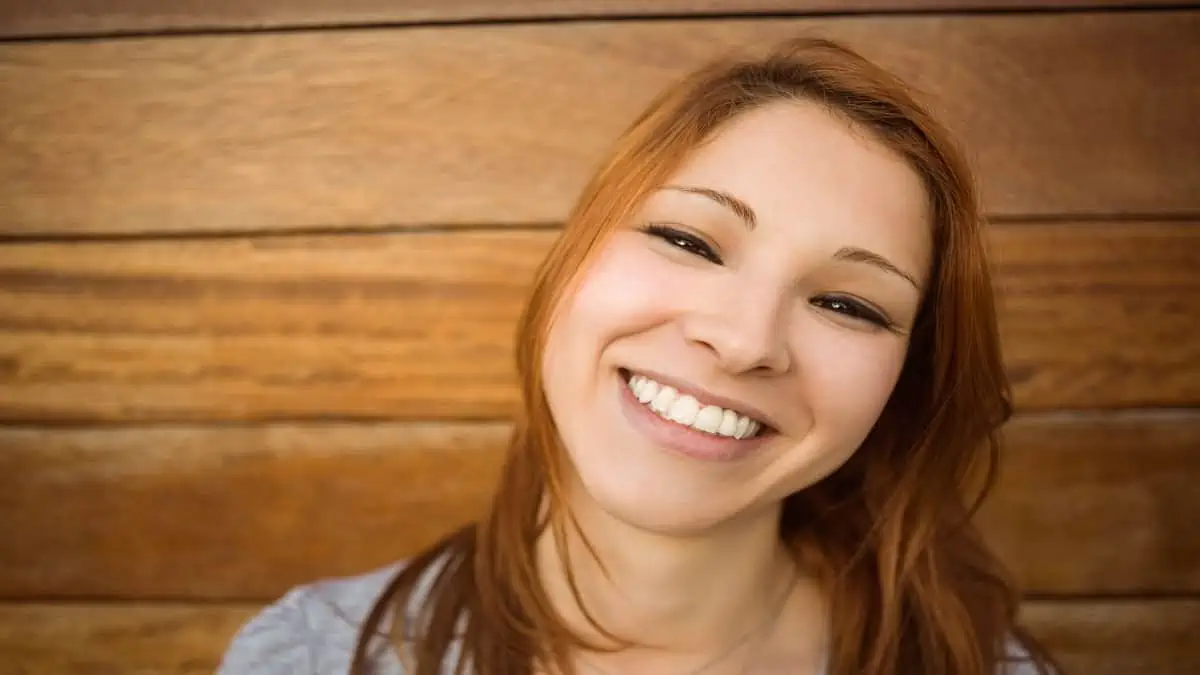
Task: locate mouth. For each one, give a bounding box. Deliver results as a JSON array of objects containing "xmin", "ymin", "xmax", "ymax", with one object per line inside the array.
[{"xmin": 617, "ymin": 368, "xmax": 776, "ymax": 461}]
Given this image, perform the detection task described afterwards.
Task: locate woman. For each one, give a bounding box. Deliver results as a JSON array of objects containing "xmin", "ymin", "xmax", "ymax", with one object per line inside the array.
[{"xmin": 220, "ymin": 36, "xmax": 1058, "ymax": 675}]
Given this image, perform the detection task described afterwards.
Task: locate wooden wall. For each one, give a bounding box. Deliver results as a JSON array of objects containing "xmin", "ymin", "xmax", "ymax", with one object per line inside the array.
[{"xmin": 1, "ymin": 1, "xmax": 1197, "ymax": 672}]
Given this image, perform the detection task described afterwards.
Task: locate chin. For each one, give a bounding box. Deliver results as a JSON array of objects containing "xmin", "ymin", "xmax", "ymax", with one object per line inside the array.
[
  {"xmin": 561, "ymin": 435, "xmax": 761, "ymax": 538},
  {"xmin": 579, "ymin": 474, "xmax": 750, "ymax": 537}
]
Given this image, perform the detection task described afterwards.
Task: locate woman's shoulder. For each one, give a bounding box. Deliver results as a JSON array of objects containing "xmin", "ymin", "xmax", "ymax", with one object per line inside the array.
[
  {"xmin": 217, "ymin": 561, "xmax": 407, "ymax": 675},
  {"xmin": 217, "ymin": 561, "xmax": 1048, "ymax": 675},
  {"xmin": 1002, "ymin": 636, "xmax": 1055, "ymax": 675}
]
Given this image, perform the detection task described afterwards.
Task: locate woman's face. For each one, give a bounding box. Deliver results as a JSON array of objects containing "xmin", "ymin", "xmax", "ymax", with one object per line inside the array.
[{"xmin": 542, "ymin": 101, "xmax": 932, "ymax": 535}]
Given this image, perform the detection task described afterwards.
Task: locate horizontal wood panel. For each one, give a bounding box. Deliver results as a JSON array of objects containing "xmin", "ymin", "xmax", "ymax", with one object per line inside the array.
[
  {"xmin": 1024, "ymin": 599, "xmax": 1200, "ymax": 674},
  {"xmin": 0, "ymin": 417, "xmax": 504, "ymax": 595},
  {"xmin": 987, "ymin": 221, "xmax": 1199, "ymax": 410},
  {"xmin": 0, "ymin": 230, "xmax": 543, "ymax": 422},
  {"xmin": 0, "ymin": 599, "xmax": 1196, "ymax": 675},
  {"xmin": 1017, "ymin": 599, "xmax": 1200, "ymax": 674},
  {"xmin": 0, "ymin": 221, "xmax": 1195, "ymax": 423},
  {"xmin": 977, "ymin": 410, "xmax": 1200, "ymax": 595},
  {"xmin": 1, "ymin": 13, "xmax": 1197, "ymax": 236},
  {"xmin": 0, "ymin": 420, "xmax": 510, "ymax": 600},
  {"xmin": 0, "ymin": 411, "xmax": 1195, "ymax": 600},
  {"xmin": 0, "ymin": 602, "xmax": 258, "ymax": 675},
  {"xmin": 0, "ymin": 1, "xmax": 1191, "ymax": 38}
]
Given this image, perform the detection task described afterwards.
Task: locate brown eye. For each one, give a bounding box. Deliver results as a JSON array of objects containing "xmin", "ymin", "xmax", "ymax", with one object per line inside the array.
[
  {"xmin": 641, "ymin": 224, "xmax": 723, "ymax": 265},
  {"xmin": 811, "ymin": 295, "xmax": 892, "ymax": 329}
]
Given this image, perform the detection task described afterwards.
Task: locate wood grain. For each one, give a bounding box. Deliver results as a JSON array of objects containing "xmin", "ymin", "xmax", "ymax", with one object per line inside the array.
[
  {"xmin": 1, "ymin": 12, "xmax": 1197, "ymax": 236},
  {"xmin": 0, "ymin": 598, "xmax": 1197, "ymax": 674},
  {"xmin": 0, "ymin": 420, "xmax": 509, "ymax": 600},
  {"xmin": 979, "ymin": 410, "xmax": 1200, "ymax": 595},
  {"xmin": 0, "ymin": 230, "xmax": 543, "ymax": 422},
  {"xmin": 989, "ymin": 221, "xmax": 1200, "ymax": 410},
  {"xmin": 1, "ymin": 221, "xmax": 1195, "ymax": 423},
  {"xmin": 1018, "ymin": 599, "xmax": 1200, "ymax": 674},
  {"xmin": 0, "ymin": 601, "xmax": 259, "ymax": 675},
  {"xmin": 1, "ymin": 1, "xmax": 1192, "ymax": 38},
  {"xmin": 1, "ymin": 411, "xmax": 1196, "ymax": 600}
]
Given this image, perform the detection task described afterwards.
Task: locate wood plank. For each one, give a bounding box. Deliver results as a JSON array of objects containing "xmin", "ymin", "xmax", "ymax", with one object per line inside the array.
[
  {"xmin": 1018, "ymin": 599, "xmax": 1200, "ymax": 675},
  {"xmin": 0, "ymin": 601, "xmax": 259, "ymax": 675},
  {"xmin": 0, "ymin": 598, "xmax": 1196, "ymax": 674},
  {"xmin": 1, "ymin": 13, "xmax": 1197, "ymax": 236},
  {"xmin": 0, "ymin": 1, "xmax": 1192, "ymax": 38},
  {"xmin": 0, "ymin": 230, "xmax": 543, "ymax": 422},
  {"xmin": 979, "ymin": 410, "xmax": 1200, "ymax": 595},
  {"xmin": 0, "ymin": 421, "xmax": 510, "ymax": 601},
  {"xmin": 0, "ymin": 221, "xmax": 1195, "ymax": 423},
  {"xmin": 0, "ymin": 411, "xmax": 1195, "ymax": 600},
  {"xmin": 989, "ymin": 221, "xmax": 1200, "ymax": 410}
]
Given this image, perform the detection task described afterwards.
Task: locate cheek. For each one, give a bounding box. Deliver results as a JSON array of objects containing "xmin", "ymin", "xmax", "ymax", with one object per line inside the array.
[
  {"xmin": 556, "ymin": 240, "xmax": 682, "ymax": 345},
  {"xmin": 796, "ymin": 323, "xmax": 909, "ymax": 435},
  {"xmin": 761, "ymin": 325, "xmax": 910, "ymax": 501},
  {"xmin": 541, "ymin": 240, "xmax": 675, "ymax": 398}
]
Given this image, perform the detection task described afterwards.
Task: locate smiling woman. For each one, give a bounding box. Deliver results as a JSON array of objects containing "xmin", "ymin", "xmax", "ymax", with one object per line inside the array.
[
  {"xmin": 542, "ymin": 102, "xmax": 931, "ymax": 540},
  {"xmin": 219, "ymin": 37, "xmax": 1058, "ymax": 675}
]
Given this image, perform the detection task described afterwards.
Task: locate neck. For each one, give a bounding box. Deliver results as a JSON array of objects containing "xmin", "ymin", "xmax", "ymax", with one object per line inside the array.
[{"xmin": 535, "ymin": 492, "xmax": 798, "ymax": 659}]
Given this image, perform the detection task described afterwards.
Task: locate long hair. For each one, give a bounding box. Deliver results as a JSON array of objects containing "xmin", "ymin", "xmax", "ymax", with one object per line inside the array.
[{"xmin": 350, "ymin": 37, "xmax": 1057, "ymax": 675}]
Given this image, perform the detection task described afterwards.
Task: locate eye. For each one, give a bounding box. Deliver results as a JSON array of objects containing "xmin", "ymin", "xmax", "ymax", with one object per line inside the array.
[
  {"xmin": 640, "ymin": 223, "xmax": 723, "ymax": 265},
  {"xmin": 811, "ymin": 295, "xmax": 894, "ymax": 331}
]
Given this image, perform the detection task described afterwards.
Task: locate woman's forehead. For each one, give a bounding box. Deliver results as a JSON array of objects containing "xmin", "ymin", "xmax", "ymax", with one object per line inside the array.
[{"xmin": 644, "ymin": 102, "xmax": 933, "ymax": 276}]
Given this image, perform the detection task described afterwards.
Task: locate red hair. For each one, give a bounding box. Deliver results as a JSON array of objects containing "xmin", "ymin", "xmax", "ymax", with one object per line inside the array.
[{"xmin": 352, "ymin": 36, "xmax": 1057, "ymax": 675}]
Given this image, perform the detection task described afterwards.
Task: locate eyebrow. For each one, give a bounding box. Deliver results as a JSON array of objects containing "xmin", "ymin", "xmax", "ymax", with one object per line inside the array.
[
  {"xmin": 662, "ymin": 185, "xmax": 757, "ymax": 229},
  {"xmin": 834, "ymin": 247, "xmax": 921, "ymax": 290}
]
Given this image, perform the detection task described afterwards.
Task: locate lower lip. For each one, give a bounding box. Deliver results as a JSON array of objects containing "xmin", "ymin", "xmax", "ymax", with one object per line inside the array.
[{"xmin": 617, "ymin": 374, "xmax": 772, "ymax": 462}]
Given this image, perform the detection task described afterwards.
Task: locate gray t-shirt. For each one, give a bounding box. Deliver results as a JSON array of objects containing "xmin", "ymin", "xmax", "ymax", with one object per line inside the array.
[
  {"xmin": 218, "ymin": 561, "xmax": 1041, "ymax": 675},
  {"xmin": 219, "ymin": 562, "xmax": 410, "ymax": 675}
]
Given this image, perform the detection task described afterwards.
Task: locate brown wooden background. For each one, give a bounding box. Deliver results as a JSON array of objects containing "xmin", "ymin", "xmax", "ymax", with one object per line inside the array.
[{"xmin": 0, "ymin": 1, "xmax": 1197, "ymax": 673}]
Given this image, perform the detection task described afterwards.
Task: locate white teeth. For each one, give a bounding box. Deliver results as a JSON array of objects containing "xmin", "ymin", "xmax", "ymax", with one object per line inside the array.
[
  {"xmin": 694, "ymin": 405, "xmax": 724, "ymax": 434},
  {"xmin": 734, "ymin": 415, "xmax": 750, "ymax": 439},
  {"xmin": 667, "ymin": 395, "xmax": 701, "ymax": 425},
  {"xmin": 718, "ymin": 409, "xmax": 739, "ymax": 436},
  {"xmin": 626, "ymin": 372, "xmax": 764, "ymax": 440},
  {"xmin": 634, "ymin": 376, "xmax": 658, "ymax": 404},
  {"xmin": 650, "ymin": 386, "xmax": 677, "ymax": 414},
  {"xmin": 744, "ymin": 420, "xmax": 761, "ymax": 439}
]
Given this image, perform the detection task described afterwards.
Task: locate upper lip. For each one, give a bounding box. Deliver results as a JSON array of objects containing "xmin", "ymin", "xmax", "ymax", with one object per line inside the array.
[{"xmin": 625, "ymin": 367, "xmax": 779, "ymax": 431}]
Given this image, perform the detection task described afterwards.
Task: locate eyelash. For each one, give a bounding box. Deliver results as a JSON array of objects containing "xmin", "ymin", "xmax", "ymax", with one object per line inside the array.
[
  {"xmin": 810, "ymin": 296, "xmax": 894, "ymax": 330},
  {"xmin": 639, "ymin": 223, "xmax": 896, "ymax": 331},
  {"xmin": 641, "ymin": 223, "xmax": 723, "ymax": 264}
]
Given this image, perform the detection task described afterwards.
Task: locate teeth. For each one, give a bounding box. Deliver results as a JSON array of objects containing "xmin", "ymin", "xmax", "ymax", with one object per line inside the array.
[
  {"xmin": 693, "ymin": 406, "xmax": 724, "ymax": 434},
  {"xmin": 626, "ymin": 373, "xmax": 764, "ymax": 440},
  {"xmin": 666, "ymin": 395, "xmax": 701, "ymax": 425},
  {"xmin": 634, "ymin": 378, "xmax": 659, "ymax": 404},
  {"xmin": 651, "ymin": 386, "xmax": 677, "ymax": 414},
  {"xmin": 718, "ymin": 409, "xmax": 739, "ymax": 436}
]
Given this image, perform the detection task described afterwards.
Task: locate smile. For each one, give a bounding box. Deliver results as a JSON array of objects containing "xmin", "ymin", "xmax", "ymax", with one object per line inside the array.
[
  {"xmin": 626, "ymin": 373, "xmax": 764, "ymax": 439},
  {"xmin": 617, "ymin": 369, "xmax": 774, "ymax": 462}
]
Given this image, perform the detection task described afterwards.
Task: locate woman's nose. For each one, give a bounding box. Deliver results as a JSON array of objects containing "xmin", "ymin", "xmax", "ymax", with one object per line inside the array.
[{"xmin": 680, "ymin": 285, "xmax": 792, "ymax": 376}]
